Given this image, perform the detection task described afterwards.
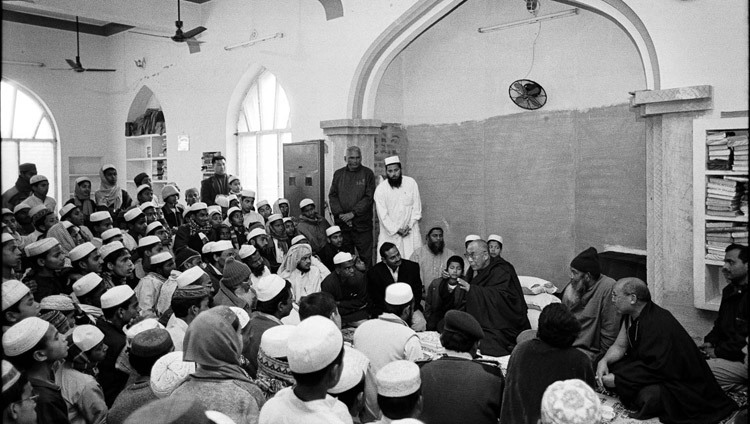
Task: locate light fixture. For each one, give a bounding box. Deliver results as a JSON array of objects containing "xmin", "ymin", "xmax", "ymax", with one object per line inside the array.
[
  {"xmin": 478, "ymin": 8, "xmax": 578, "ymax": 33},
  {"xmin": 224, "ymin": 32, "xmax": 284, "ymax": 51}
]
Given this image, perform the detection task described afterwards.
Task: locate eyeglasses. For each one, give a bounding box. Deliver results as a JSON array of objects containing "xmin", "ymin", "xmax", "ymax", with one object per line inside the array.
[
  {"xmin": 13, "ymin": 394, "xmax": 39, "ymax": 406},
  {"xmin": 611, "ymin": 291, "xmax": 634, "ymax": 300},
  {"xmin": 465, "ymin": 251, "xmax": 486, "ymax": 260}
]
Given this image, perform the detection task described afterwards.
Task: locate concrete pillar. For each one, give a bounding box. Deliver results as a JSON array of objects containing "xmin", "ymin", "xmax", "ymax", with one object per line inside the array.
[{"xmin": 320, "ymin": 119, "xmax": 382, "ymax": 189}]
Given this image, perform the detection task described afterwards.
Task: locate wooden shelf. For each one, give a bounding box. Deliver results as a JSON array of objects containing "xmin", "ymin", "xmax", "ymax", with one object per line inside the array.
[
  {"xmin": 705, "ymin": 171, "xmax": 749, "ymax": 176},
  {"xmin": 126, "ymin": 134, "xmax": 165, "ymax": 140}
]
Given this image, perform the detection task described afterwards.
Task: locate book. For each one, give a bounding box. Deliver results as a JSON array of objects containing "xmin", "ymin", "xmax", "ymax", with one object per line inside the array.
[
  {"xmin": 706, "ymin": 210, "xmax": 741, "ymax": 217},
  {"xmin": 707, "ymin": 177, "xmax": 738, "ymax": 186},
  {"xmin": 706, "ymin": 183, "xmax": 738, "ymax": 193}
]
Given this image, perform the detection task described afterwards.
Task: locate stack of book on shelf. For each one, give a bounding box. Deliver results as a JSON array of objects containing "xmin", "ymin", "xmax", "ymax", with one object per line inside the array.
[
  {"xmin": 706, "ymin": 222, "xmax": 749, "ymax": 260},
  {"xmin": 706, "ymin": 177, "xmax": 743, "ymax": 218},
  {"xmin": 707, "ymin": 132, "xmax": 731, "ymax": 170},
  {"xmin": 728, "ymin": 134, "xmax": 749, "ymax": 173}
]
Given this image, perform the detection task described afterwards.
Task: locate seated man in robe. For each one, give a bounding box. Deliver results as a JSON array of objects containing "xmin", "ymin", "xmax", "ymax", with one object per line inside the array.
[
  {"xmin": 701, "ymin": 243, "xmax": 748, "ymax": 393},
  {"xmin": 596, "ymin": 278, "xmax": 737, "ymax": 422}
]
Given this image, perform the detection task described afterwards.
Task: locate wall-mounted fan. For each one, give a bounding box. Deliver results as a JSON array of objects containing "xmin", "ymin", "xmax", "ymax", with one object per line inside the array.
[
  {"xmin": 131, "ymin": 0, "xmax": 206, "ymax": 54},
  {"xmin": 509, "ymin": 79, "xmax": 546, "ymax": 110}
]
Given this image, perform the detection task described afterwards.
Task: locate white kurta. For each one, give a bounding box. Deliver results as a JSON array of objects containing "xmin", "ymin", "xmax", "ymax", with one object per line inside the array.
[
  {"xmin": 374, "ymin": 175, "xmax": 422, "ymax": 260},
  {"xmin": 287, "ymin": 267, "xmax": 326, "ymax": 303}
]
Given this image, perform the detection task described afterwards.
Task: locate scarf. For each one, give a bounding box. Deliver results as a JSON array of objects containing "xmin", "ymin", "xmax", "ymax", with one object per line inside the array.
[
  {"xmin": 72, "ymin": 187, "xmax": 95, "ymax": 217},
  {"xmin": 267, "ymin": 222, "xmax": 290, "ymax": 256},
  {"xmin": 94, "ymin": 166, "xmax": 123, "ymax": 210},
  {"xmin": 187, "ymin": 218, "xmax": 212, "ymax": 237},
  {"xmin": 229, "ymin": 224, "xmax": 247, "ymax": 250},
  {"xmin": 277, "ymin": 243, "xmax": 312, "ymax": 280},
  {"xmin": 183, "ymin": 305, "xmax": 252, "ymax": 383}
]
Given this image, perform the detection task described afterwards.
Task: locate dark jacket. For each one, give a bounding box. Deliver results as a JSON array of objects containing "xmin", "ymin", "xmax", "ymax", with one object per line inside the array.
[
  {"xmin": 328, "ymin": 165, "xmax": 375, "ymax": 231},
  {"xmin": 704, "ymin": 283, "xmax": 748, "ymax": 362},
  {"xmin": 95, "ymin": 319, "xmax": 129, "ymax": 407},
  {"xmin": 367, "ymin": 259, "xmax": 423, "ymax": 317},
  {"xmin": 162, "ymin": 203, "xmax": 184, "ymax": 230},
  {"xmin": 200, "ymin": 174, "xmax": 230, "ymax": 206},
  {"xmin": 295, "ymin": 214, "xmax": 329, "ymax": 254},
  {"xmin": 321, "ymin": 270, "xmax": 369, "ymax": 324},
  {"xmin": 173, "ymin": 225, "xmax": 206, "ymax": 254},
  {"xmin": 29, "ymin": 377, "xmax": 71, "ymax": 424}
]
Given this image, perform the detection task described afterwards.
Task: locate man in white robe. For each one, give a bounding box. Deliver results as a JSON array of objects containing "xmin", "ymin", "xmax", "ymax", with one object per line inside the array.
[
  {"xmin": 277, "ymin": 243, "xmax": 329, "ymax": 303},
  {"xmin": 374, "ymin": 156, "xmax": 422, "ymax": 261}
]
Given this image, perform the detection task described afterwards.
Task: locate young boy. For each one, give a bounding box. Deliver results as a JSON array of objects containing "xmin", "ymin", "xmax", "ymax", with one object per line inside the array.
[
  {"xmin": 2, "ymin": 316, "xmax": 70, "ymax": 423},
  {"xmin": 23, "ymin": 238, "xmax": 68, "ymax": 301},
  {"xmin": 2, "ymin": 233, "xmax": 22, "ymax": 281},
  {"xmin": 72, "ymin": 272, "xmax": 109, "ymax": 323},
  {"xmin": 258, "ymin": 315, "xmax": 350, "ymax": 424},
  {"xmin": 161, "ymin": 185, "xmax": 184, "ymax": 231},
  {"xmin": 12, "ymin": 203, "xmax": 34, "ymax": 236},
  {"xmin": 87, "ymin": 211, "xmax": 113, "ymax": 243},
  {"xmin": 100, "ymin": 242, "xmax": 135, "ymax": 289},
  {"xmin": 2, "ymin": 280, "xmax": 41, "ymax": 331},
  {"xmin": 134, "ymin": 251, "xmax": 174, "ymax": 318},
  {"xmin": 122, "ymin": 208, "xmax": 147, "ymax": 252},
  {"xmin": 68, "ymin": 242, "xmax": 102, "ymax": 284},
  {"xmin": 47, "ymin": 204, "xmax": 95, "ymax": 253},
  {"xmin": 328, "ymin": 346, "xmax": 369, "ymax": 424},
  {"xmin": 23, "ymin": 204, "xmax": 58, "ymax": 245},
  {"xmin": 21, "ymin": 175, "xmax": 57, "ymax": 212},
  {"xmin": 227, "ymin": 206, "xmax": 248, "ymax": 249}
]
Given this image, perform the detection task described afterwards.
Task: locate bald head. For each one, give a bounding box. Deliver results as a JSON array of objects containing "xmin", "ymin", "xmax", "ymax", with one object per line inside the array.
[{"xmin": 616, "ymin": 277, "xmax": 650, "ymax": 302}]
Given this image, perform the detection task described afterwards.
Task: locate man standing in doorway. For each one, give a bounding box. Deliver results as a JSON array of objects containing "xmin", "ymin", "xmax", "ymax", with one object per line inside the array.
[
  {"xmin": 329, "ymin": 146, "xmax": 376, "ymax": 267},
  {"xmin": 200, "ymin": 155, "xmax": 229, "ymax": 206},
  {"xmin": 374, "ymin": 155, "xmax": 422, "ymax": 261}
]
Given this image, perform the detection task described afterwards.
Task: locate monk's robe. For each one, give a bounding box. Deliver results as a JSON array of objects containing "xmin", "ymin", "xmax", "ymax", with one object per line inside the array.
[
  {"xmin": 611, "ymin": 301, "xmax": 737, "ymax": 424},
  {"xmin": 464, "ymin": 256, "xmax": 530, "ymax": 356}
]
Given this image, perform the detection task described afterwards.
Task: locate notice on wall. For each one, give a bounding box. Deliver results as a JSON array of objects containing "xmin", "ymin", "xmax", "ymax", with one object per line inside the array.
[{"xmin": 177, "ymin": 134, "xmax": 190, "ymax": 151}]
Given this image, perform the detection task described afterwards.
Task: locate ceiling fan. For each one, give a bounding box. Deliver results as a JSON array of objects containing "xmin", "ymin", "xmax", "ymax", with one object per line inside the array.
[
  {"xmin": 130, "ymin": 0, "xmax": 206, "ymax": 54},
  {"xmin": 52, "ymin": 17, "xmax": 116, "ymax": 73}
]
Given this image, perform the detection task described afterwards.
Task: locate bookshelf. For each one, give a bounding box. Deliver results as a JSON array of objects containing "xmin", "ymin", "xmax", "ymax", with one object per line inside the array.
[
  {"xmin": 126, "ymin": 133, "xmax": 171, "ymax": 198},
  {"xmin": 692, "ymin": 117, "xmax": 748, "ymax": 311}
]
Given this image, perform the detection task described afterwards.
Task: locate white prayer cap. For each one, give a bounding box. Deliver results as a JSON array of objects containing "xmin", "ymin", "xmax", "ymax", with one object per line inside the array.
[
  {"xmin": 211, "ymin": 240, "xmax": 233, "ymax": 253},
  {"xmin": 299, "ymin": 198, "xmax": 314, "ymax": 209},
  {"xmin": 240, "ymin": 190, "xmax": 255, "ymax": 198},
  {"xmin": 267, "ymin": 213, "xmax": 283, "ymax": 224},
  {"xmin": 227, "ymin": 194, "xmax": 238, "ymax": 203},
  {"xmin": 189, "ymin": 202, "xmax": 208, "ymax": 213},
  {"xmin": 100, "ymin": 241, "xmax": 127, "ymax": 260},
  {"xmin": 287, "ymin": 316, "xmax": 343, "ymax": 373},
  {"xmin": 2, "ymin": 317, "xmax": 49, "ymax": 357},
  {"xmin": 123, "ymin": 318, "xmax": 164, "ymax": 341},
  {"xmin": 101, "ymin": 164, "xmax": 116, "ymax": 172},
  {"xmin": 39, "ymin": 294, "xmax": 75, "ymax": 312},
  {"xmin": 207, "ymin": 205, "xmax": 222, "ymax": 217},
  {"xmin": 161, "ymin": 185, "xmax": 179, "ymax": 200},
  {"xmin": 72, "ymin": 324, "xmax": 104, "ymax": 352},
  {"xmin": 333, "ymin": 252, "xmax": 354, "ymax": 265},
  {"xmin": 75, "ymin": 176, "xmax": 92, "ymax": 186},
  {"xmin": 238, "ymin": 244, "xmax": 257, "ymax": 259},
  {"xmin": 256, "ymin": 200, "xmax": 269, "ymax": 208},
  {"xmin": 29, "ymin": 175, "xmax": 48, "ymax": 185},
  {"xmin": 291, "ymin": 235, "xmax": 308, "ymax": 245},
  {"xmin": 136, "ymin": 184, "xmax": 152, "ymax": 195},
  {"xmin": 385, "ymin": 283, "xmax": 413, "ymax": 306},
  {"xmin": 175, "ymin": 266, "xmax": 207, "ymax": 288},
  {"xmin": 13, "ymin": 203, "xmax": 30, "ymax": 213},
  {"xmin": 62, "ymin": 221, "xmax": 74, "ymax": 230},
  {"xmin": 73, "ymin": 272, "xmax": 103, "ymax": 297},
  {"xmin": 28, "ymin": 204, "xmax": 49, "ymax": 218},
  {"xmin": 101, "ymin": 228, "xmax": 122, "ymax": 242},
  {"xmin": 124, "ymin": 208, "xmax": 144, "ymax": 222},
  {"xmin": 215, "ymin": 196, "xmax": 230, "ymax": 209},
  {"xmin": 24, "ymin": 238, "xmax": 59, "ymax": 257},
  {"xmin": 376, "ymin": 360, "xmax": 421, "ymax": 397},
  {"xmin": 146, "ymin": 221, "xmax": 164, "ymax": 234},
  {"xmin": 89, "ymin": 211, "xmax": 111, "ymax": 223},
  {"xmin": 329, "ymin": 345, "xmax": 369, "ymax": 394},
  {"xmin": 138, "ymin": 235, "xmax": 161, "ymax": 249},
  {"xmin": 201, "ymin": 242, "xmax": 215, "ymax": 254},
  {"xmin": 69, "ymin": 242, "xmax": 97, "ymax": 262},
  {"xmin": 277, "ymin": 198, "xmax": 289, "ymax": 205},
  {"xmin": 282, "ymin": 217, "xmax": 293, "ymax": 224},
  {"xmin": 256, "ymin": 274, "xmax": 286, "ymax": 302},
  {"xmin": 139, "ymin": 201, "xmax": 156, "ymax": 211},
  {"xmin": 248, "ymin": 228, "xmax": 267, "ymax": 240},
  {"xmin": 150, "ymin": 351, "xmax": 196, "ymax": 398},
  {"xmin": 227, "ymin": 206, "xmax": 241, "ymax": 218},
  {"xmin": 2, "ymin": 360, "xmax": 21, "ymax": 392},
  {"xmin": 2, "ymin": 233, "xmax": 15, "ymax": 244},
  {"xmin": 150, "ymin": 251, "xmax": 173, "ymax": 265},
  {"xmin": 2, "ymin": 280, "xmax": 30, "ymax": 311},
  {"xmin": 229, "ymin": 307, "xmax": 250, "ymax": 329},
  {"xmin": 488, "ymin": 234, "xmax": 503, "ymax": 244},
  {"xmin": 464, "ymin": 234, "xmax": 481, "ymax": 244},
  {"xmin": 541, "ymin": 379, "xmax": 602, "ymax": 424},
  {"xmin": 1, "ymin": 208, "xmax": 12, "ymax": 216},
  {"xmin": 228, "ymin": 175, "xmax": 239, "ymax": 184},
  {"xmin": 384, "ymin": 156, "xmax": 400, "ymax": 166},
  {"xmin": 100, "ymin": 285, "xmax": 135, "ymax": 309},
  {"xmin": 326, "ymin": 226, "xmax": 342, "ymax": 237},
  {"xmin": 260, "ymin": 325, "xmax": 296, "ymax": 358},
  {"xmin": 59, "ymin": 203, "xmax": 77, "ymax": 218}
]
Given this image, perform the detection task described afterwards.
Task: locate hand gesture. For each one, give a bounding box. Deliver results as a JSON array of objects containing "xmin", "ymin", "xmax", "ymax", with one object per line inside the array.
[{"xmin": 456, "ymin": 278, "xmax": 470, "ymax": 292}]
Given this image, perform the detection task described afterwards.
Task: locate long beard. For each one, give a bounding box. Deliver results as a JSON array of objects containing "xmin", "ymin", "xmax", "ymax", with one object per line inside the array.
[
  {"xmin": 428, "ymin": 240, "xmax": 444, "ymax": 255},
  {"xmin": 388, "ymin": 175, "xmax": 403, "ymax": 188},
  {"xmin": 563, "ymin": 279, "xmax": 586, "ymax": 309},
  {"xmin": 250, "ymin": 264, "xmax": 265, "ymax": 277}
]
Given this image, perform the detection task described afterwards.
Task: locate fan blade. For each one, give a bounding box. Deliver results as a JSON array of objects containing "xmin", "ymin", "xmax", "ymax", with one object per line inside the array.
[
  {"xmin": 130, "ymin": 30, "xmax": 173, "ymax": 39},
  {"xmin": 528, "ymin": 96, "xmax": 542, "ymax": 108},
  {"xmin": 186, "ymin": 40, "xmax": 201, "ymax": 54},
  {"xmin": 511, "ymin": 82, "xmax": 526, "ymax": 94},
  {"xmin": 65, "ymin": 58, "xmax": 79, "ymax": 69},
  {"xmin": 85, "ymin": 68, "xmax": 117, "ymax": 72},
  {"xmin": 182, "ymin": 26, "xmax": 206, "ymax": 39}
]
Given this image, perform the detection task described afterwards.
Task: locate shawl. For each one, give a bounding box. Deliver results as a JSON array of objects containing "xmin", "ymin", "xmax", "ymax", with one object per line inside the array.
[
  {"xmin": 276, "ymin": 244, "xmax": 312, "ymax": 280},
  {"xmin": 73, "ymin": 183, "xmax": 95, "ymax": 217},
  {"xmin": 272, "ymin": 199, "xmax": 290, "ymax": 217},
  {"xmin": 94, "ymin": 166, "xmax": 123, "ymax": 210},
  {"xmin": 254, "ymin": 347, "xmax": 295, "ymax": 399},
  {"xmin": 183, "ymin": 305, "xmax": 252, "ymax": 383},
  {"xmin": 266, "ymin": 221, "xmax": 290, "ymax": 255},
  {"xmin": 187, "ymin": 217, "xmax": 212, "ymax": 237}
]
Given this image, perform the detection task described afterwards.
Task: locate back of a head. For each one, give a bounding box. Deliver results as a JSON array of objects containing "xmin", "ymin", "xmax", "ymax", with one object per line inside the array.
[
  {"xmin": 376, "ymin": 360, "xmax": 422, "ymax": 420},
  {"xmin": 299, "ymin": 292, "xmax": 337, "ymax": 321},
  {"xmin": 540, "ymin": 379, "xmax": 602, "ymax": 424},
  {"xmin": 537, "ymin": 303, "xmax": 581, "ymax": 349}
]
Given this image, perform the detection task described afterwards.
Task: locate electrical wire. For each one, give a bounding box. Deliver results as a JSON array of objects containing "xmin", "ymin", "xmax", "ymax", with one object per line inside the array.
[{"xmin": 523, "ymin": 20, "xmax": 542, "ymax": 79}]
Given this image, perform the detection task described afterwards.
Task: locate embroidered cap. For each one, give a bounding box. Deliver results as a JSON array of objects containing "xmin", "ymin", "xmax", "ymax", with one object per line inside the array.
[
  {"xmin": 29, "ymin": 175, "xmax": 48, "ymax": 185},
  {"xmin": 333, "ymin": 252, "xmax": 354, "ymax": 265},
  {"xmin": 99, "ymin": 241, "xmax": 127, "ymax": 261},
  {"xmin": 248, "ymin": 228, "xmax": 267, "ymax": 240},
  {"xmin": 124, "ymin": 208, "xmax": 144, "ymax": 222},
  {"xmin": 291, "ymin": 235, "xmax": 308, "ymax": 245},
  {"xmin": 140, "ymin": 201, "xmax": 157, "ymax": 211},
  {"xmin": 1, "ymin": 317, "xmax": 49, "ymax": 357},
  {"xmin": 326, "ymin": 226, "xmax": 341, "ymax": 237},
  {"xmin": 138, "ymin": 235, "xmax": 161, "ymax": 249},
  {"xmin": 267, "ymin": 214, "xmax": 283, "ymax": 224},
  {"xmin": 69, "ymin": 242, "xmax": 97, "ymax": 262},
  {"xmin": 40, "ymin": 294, "xmax": 75, "ymax": 312},
  {"xmin": 540, "ymin": 379, "xmax": 602, "ymax": 424},
  {"xmin": 256, "ymin": 200, "xmax": 269, "ymax": 209},
  {"xmin": 13, "ymin": 203, "xmax": 31, "ymax": 214},
  {"xmin": 211, "ymin": 240, "xmax": 233, "ymax": 253},
  {"xmin": 72, "ymin": 325, "xmax": 105, "ymax": 352},
  {"xmin": 2, "ymin": 280, "xmax": 30, "ymax": 311},
  {"xmin": 150, "ymin": 351, "xmax": 196, "ymax": 398},
  {"xmin": 464, "ymin": 234, "xmax": 481, "ymax": 244},
  {"xmin": 384, "ymin": 156, "xmax": 400, "ymax": 166},
  {"xmin": 146, "ymin": 221, "xmax": 164, "ymax": 235},
  {"xmin": 101, "ymin": 228, "xmax": 122, "ymax": 242},
  {"xmin": 72, "ymin": 272, "xmax": 103, "ymax": 297},
  {"xmin": 229, "ymin": 307, "xmax": 250, "ymax": 329},
  {"xmin": 487, "ymin": 234, "xmax": 503, "ymax": 245},
  {"xmin": 59, "ymin": 203, "xmax": 77, "ymax": 218},
  {"xmin": 2, "ymin": 360, "xmax": 21, "ymax": 392},
  {"xmin": 226, "ymin": 206, "xmax": 241, "ymax": 218},
  {"xmin": 376, "ymin": 360, "xmax": 421, "ymax": 397},
  {"xmin": 240, "ymin": 190, "xmax": 255, "ymax": 198},
  {"xmin": 24, "ymin": 238, "xmax": 59, "ymax": 257},
  {"xmin": 89, "ymin": 211, "xmax": 111, "ymax": 223},
  {"xmin": 100, "ymin": 285, "xmax": 135, "ymax": 309}
]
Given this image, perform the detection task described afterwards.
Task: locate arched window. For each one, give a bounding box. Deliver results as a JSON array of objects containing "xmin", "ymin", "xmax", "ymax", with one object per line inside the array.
[
  {"xmin": 1, "ymin": 79, "xmax": 59, "ymax": 200},
  {"xmin": 236, "ymin": 70, "xmax": 291, "ymax": 203}
]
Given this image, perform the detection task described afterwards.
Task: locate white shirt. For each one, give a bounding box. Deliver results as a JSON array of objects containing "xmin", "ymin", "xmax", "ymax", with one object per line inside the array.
[
  {"xmin": 166, "ymin": 314, "xmax": 188, "ymax": 351},
  {"xmin": 374, "ymin": 176, "xmax": 422, "ymax": 260},
  {"xmin": 259, "ymin": 387, "xmax": 353, "ymax": 424},
  {"xmin": 288, "ymin": 267, "xmax": 325, "ymax": 303}
]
